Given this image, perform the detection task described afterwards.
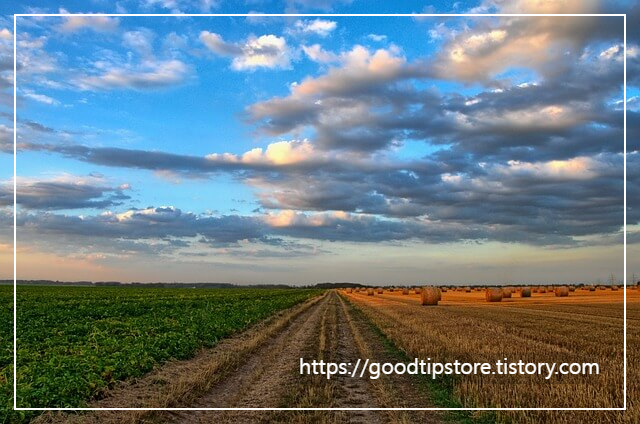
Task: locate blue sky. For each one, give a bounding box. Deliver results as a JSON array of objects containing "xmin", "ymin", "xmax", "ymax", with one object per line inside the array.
[{"xmin": 0, "ymin": 0, "xmax": 637, "ymax": 284}]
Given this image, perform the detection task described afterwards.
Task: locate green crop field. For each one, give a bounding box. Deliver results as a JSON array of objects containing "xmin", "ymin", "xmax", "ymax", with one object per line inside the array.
[{"xmin": 0, "ymin": 285, "xmax": 322, "ymax": 423}]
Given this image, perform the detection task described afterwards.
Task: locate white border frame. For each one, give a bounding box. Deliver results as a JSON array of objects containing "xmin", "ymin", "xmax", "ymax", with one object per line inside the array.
[{"xmin": 12, "ymin": 12, "xmax": 627, "ymax": 413}]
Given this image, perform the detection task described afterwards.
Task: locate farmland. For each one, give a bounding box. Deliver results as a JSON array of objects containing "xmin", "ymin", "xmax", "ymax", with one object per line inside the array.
[
  {"xmin": 0, "ymin": 285, "xmax": 322, "ymax": 421},
  {"xmin": 0, "ymin": 285, "xmax": 636, "ymax": 424},
  {"xmin": 343, "ymin": 287, "xmax": 638, "ymax": 423}
]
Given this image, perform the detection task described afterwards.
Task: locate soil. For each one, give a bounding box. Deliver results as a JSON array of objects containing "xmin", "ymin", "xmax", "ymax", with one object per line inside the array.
[{"xmin": 34, "ymin": 291, "xmax": 444, "ymax": 424}]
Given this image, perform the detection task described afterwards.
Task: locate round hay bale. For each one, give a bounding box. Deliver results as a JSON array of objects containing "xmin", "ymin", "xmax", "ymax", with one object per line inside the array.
[
  {"xmin": 502, "ymin": 287, "xmax": 512, "ymax": 298},
  {"xmin": 555, "ymin": 286, "xmax": 569, "ymax": 297},
  {"xmin": 441, "ymin": 287, "xmax": 448, "ymax": 292},
  {"xmin": 611, "ymin": 285, "xmax": 619, "ymax": 291},
  {"xmin": 521, "ymin": 287, "xmax": 532, "ymax": 297},
  {"xmin": 421, "ymin": 287, "xmax": 440, "ymax": 306},
  {"xmin": 402, "ymin": 288, "xmax": 409, "ymax": 295},
  {"xmin": 414, "ymin": 288, "xmax": 421, "ymax": 294},
  {"xmin": 346, "ymin": 288, "xmax": 353, "ymax": 293},
  {"xmin": 589, "ymin": 285, "xmax": 596, "ymax": 291},
  {"xmin": 367, "ymin": 288, "xmax": 374, "ymax": 296},
  {"xmin": 569, "ymin": 286, "xmax": 576, "ymax": 292},
  {"xmin": 485, "ymin": 288, "xmax": 503, "ymax": 302},
  {"xmin": 377, "ymin": 288, "xmax": 383, "ymax": 294},
  {"xmin": 465, "ymin": 287, "xmax": 472, "ymax": 293}
]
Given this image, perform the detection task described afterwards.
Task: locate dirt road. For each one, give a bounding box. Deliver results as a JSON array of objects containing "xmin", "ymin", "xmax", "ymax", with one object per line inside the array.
[{"xmin": 36, "ymin": 291, "xmax": 443, "ymax": 424}]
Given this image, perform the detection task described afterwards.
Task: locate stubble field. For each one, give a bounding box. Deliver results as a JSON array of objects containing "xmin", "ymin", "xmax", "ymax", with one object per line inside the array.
[{"xmin": 342, "ymin": 286, "xmax": 638, "ymax": 423}]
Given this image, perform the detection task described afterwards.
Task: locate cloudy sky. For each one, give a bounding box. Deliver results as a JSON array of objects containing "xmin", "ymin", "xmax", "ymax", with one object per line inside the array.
[{"xmin": 0, "ymin": 0, "xmax": 638, "ymax": 285}]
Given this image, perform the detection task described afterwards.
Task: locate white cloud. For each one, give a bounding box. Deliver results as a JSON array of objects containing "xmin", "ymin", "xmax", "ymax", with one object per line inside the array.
[
  {"xmin": 367, "ymin": 34, "xmax": 387, "ymax": 42},
  {"xmin": 206, "ymin": 140, "xmax": 319, "ymax": 166},
  {"xmin": 294, "ymin": 19, "xmax": 337, "ymax": 37},
  {"xmin": 57, "ymin": 9, "xmax": 119, "ymax": 33},
  {"xmin": 23, "ymin": 90, "xmax": 60, "ymax": 105},
  {"xmin": 122, "ymin": 30, "xmax": 155, "ymax": 57},
  {"xmin": 302, "ymin": 44, "xmax": 339, "ymax": 63},
  {"xmin": 200, "ymin": 31, "xmax": 292, "ymax": 70},
  {"xmin": 0, "ymin": 29, "xmax": 11, "ymax": 41},
  {"xmin": 74, "ymin": 59, "xmax": 189, "ymax": 90},
  {"xmin": 291, "ymin": 45, "xmax": 409, "ymax": 97},
  {"xmin": 199, "ymin": 31, "xmax": 243, "ymax": 56}
]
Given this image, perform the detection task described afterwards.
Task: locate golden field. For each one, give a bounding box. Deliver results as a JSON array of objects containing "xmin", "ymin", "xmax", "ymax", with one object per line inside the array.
[{"xmin": 342, "ymin": 287, "xmax": 638, "ymax": 423}]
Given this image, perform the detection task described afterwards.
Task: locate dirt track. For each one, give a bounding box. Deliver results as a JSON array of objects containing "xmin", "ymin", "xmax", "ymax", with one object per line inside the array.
[{"xmin": 36, "ymin": 291, "xmax": 443, "ymax": 424}]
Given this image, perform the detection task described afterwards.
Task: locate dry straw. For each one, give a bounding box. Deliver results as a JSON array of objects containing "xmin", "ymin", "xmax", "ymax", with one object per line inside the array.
[
  {"xmin": 421, "ymin": 287, "xmax": 440, "ymax": 306},
  {"xmin": 485, "ymin": 288, "xmax": 503, "ymax": 302},
  {"xmin": 555, "ymin": 286, "xmax": 569, "ymax": 297},
  {"xmin": 521, "ymin": 287, "xmax": 532, "ymax": 297}
]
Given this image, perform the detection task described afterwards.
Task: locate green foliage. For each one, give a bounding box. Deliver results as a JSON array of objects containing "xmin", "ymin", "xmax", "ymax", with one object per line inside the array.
[{"xmin": 0, "ymin": 285, "xmax": 320, "ymax": 421}]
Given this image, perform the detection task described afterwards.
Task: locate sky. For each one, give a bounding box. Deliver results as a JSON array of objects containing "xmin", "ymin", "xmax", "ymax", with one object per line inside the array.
[{"xmin": 0, "ymin": 0, "xmax": 638, "ymax": 285}]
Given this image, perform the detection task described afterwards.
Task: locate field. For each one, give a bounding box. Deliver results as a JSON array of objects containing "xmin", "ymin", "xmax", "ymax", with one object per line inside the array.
[
  {"xmin": 343, "ymin": 287, "xmax": 638, "ymax": 423},
  {"xmin": 0, "ymin": 285, "xmax": 637, "ymax": 424},
  {"xmin": 0, "ymin": 285, "xmax": 322, "ymax": 422}
]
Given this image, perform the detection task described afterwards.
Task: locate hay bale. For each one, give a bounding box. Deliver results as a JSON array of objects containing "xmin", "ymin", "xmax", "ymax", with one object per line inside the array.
[
  {"xmin": 611, "ymin": 285, "xmax": 619, "ymax": 291},
  {"xmin": 367, "ymin": 288, "xmax": 374, "ymax": 296},
  {"xmin": 346, "ymin": 288, "xmax": 353, "ymax": 293},
  {"xmin": 502, "ymin": 287, "xmax": 512, "ymax": 298},
  {"xmin": 402, "ymin": 288, "xmax": 409, "ymax": 295},
  {"xmin": 485, "ymin": 288, "xmax": 503, "ymax": 302},
  {"xmin": 465, "ymin": 287, "xmax": 472, "ymax": 293},
  {"xmin": 569, "ymin": 286, "xmax": 576, "ymax": 292},
  {"xmin": 521, "ymin": 287, "xmax": 532, "ymax": 297},
  {"xmin": 589, "ymin": 286, "xmax": 596, "ymax": 292},
  {"xmin": 555, "ymin": 286, "xmax": 569, "ymax": 297},
  {"xmin": 414, "ymin": 288, "xmax": 421, "ymax": 294},
  {"xmin": 377, "ymin": 288, "xmax": 383, "ymax": 294},
  {"xmin": 420, "ymin": 287, "xmax": 440, "ymax": 306}
]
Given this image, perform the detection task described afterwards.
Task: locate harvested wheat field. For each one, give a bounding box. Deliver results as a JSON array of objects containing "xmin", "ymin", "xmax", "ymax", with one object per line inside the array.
[{"xmin": 343, "ymin": 287, "xmax": 638, "ymax": 423}]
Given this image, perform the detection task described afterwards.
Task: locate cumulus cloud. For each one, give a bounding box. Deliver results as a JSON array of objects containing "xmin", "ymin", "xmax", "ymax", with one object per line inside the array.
[
  {"xmin": 302, "ymin": 44, "xmax": 339, "ymax": 63},
  {"xmin": 200, "ymin": 31, "xmax": 292, "ymax": 70},
  {"xmin": 8, "ymin": 11, "xmax": 635, "ymax": 258},
  {"xmin": 0, "ymin": 29, "xmax": 10, "ymax": 39},
  {"xmin": 430, "ymin": 14, "xmax": 623, "ymax": 83},
  {"xmin": 207, "ymin": 140, "xmax": 318, "ymax": 166},
  {"xmin": 57, "ymin": 10, "xmax": 119, "ymax": 33},
  {"xmin": 293, "ymin": 19, "xmax": 337, "ymax": 37},
  {"xmin": 248, "ymin": 45, "xmax": 432, "ymax": 151}
]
